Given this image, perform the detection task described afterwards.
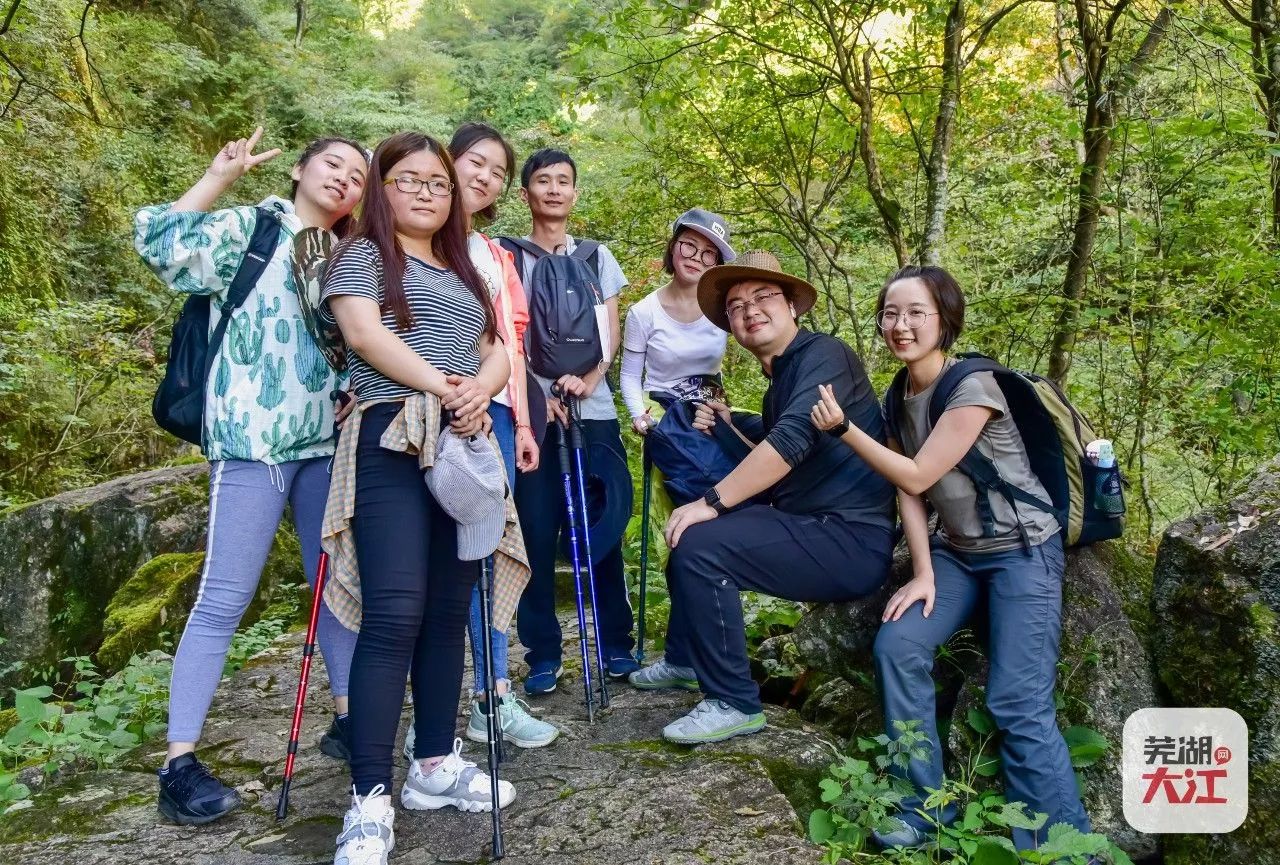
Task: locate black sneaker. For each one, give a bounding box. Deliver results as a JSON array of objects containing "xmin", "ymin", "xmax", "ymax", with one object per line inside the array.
[
  {"xmin": 319, "ymin": 714, "xmax": 351, "ymax": 761},
  {"xmin": 157, "ymin": 752, "xmax": 242, "ymax": 826}
]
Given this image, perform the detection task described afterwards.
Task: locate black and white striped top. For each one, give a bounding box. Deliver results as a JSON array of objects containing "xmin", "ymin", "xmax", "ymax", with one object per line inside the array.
[{"xmin": 320, "ymin": 238, "xmax": 486, "ymax": 401}]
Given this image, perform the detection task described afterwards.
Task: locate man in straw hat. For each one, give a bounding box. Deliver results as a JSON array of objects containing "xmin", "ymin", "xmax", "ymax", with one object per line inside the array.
[{"xmin": 639, "ymin": 250, "xmax": 897, "ymax": 744}]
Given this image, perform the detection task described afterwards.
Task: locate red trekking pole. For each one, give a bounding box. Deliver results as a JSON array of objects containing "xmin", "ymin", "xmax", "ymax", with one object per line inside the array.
[{"xmin": 276, "ymin": 550, "xmax": 329, "ymax": 821}]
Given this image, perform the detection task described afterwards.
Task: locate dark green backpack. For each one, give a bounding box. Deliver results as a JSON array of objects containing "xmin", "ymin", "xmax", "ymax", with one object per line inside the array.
[{"xmin": 884, "ymin": 354, "xmax": 1125, "ymax": 548}]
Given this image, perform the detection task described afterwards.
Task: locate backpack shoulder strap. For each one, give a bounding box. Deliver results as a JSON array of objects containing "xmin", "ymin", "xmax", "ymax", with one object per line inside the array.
[
  {"xmin": 205, "ymin": 208, "xmax": 281, "ymax": 384},
  {"xmin": 570, "ymin": 239, "xmax": 601, "ymax": 264},
  {"xmin": 882, "ymin": 367, "xmax": 911, "ymax": 444},
  {"xmin": 499, "ymin": 236, "xmax": 544, "ymax": 282},
  {"xmin": 926, "ymin": 354, "xmax": 1008, "ymax": 428},
  {"xmin": 221, "ymin": 207, "xmax": 283, "ymax": 317}
]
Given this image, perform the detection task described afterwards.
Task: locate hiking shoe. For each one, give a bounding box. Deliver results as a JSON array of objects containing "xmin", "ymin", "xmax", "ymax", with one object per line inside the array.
[
  {"xmin": 467, "ymin": 694, "xmax": 560, "ymax": 749},
  {"xmin": 606, "ymin": 654, "xmax": 641, "ymax": 679},
  {"xmin": 523, "ymin": 661, "xmax": 564, "ymax": 696},
  {"xmin": 156, "ymin": 752, "xmax": 242, "ymax": 826},
  {"xmin": 400, "ymin": 738, "xmax": 515, "ymax": 813},
  {"xmin": 662, "ymin": 699, "xmax": 766, "ymax": 744},
  {"xmin": 629, "ymin": 658, "xmax": 700, "ymax": 691},
  {"xmin": 320, "ymin": 714, "xmax": 351, "ymax": 761},
  {"xmin": 871, "ymin": 817, "xmax": 936, "ymax": 850},
  {"xmin": 335, "ymin": 785, "xmax": 395, "ymax": 865}
]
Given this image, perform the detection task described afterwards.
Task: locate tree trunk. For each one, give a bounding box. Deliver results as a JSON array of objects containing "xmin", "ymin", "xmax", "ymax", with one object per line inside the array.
[
  {"xmin": 858, "ymin": 53, "xmax": 911, "ymax": 267},
  {"xmin": 1254, "ymin": 0, "xmax": 1280, "ymax": 242},
  {"xmin": 295, "ymin": 0, "xmax": 306, "ymax": 48},
  {"xmin": 1047, "ymin": 5, "xmax": 1173, "ymax": 384},
  {"xmin": 920, "ymin": 0, "xmax": 964, "ymax": 266}
]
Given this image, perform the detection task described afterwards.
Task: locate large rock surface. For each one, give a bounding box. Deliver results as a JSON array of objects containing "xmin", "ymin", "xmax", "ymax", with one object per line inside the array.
[
  {"xmin": 0, "ymin": 620, "xmax": 831, "ymax": 864},
  {"xmin": 790, "ymin": 543, "xmax": 1159, "ymax": 859},
  {"xmin": 0, "ymin": 464, "xmax": 298, "ymax": 690},
  {"xmin": 1153, "ymin": 455, "xmax": 1280, "ymax": 865}
]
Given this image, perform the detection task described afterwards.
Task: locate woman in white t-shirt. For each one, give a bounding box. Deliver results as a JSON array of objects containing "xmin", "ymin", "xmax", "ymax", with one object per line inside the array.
[{"xmin": 620, "ymin": 209, "xmax": 737, "ymax": 432}]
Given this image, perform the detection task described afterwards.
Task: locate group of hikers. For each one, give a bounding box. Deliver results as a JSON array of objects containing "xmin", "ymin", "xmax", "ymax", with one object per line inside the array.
[{"xmin": 132, "ymin": 123, "xmax": 1099, "ymax": 865}]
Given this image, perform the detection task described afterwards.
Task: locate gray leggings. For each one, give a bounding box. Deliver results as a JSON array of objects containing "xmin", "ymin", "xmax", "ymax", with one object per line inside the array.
[{"xmin": 167, "ymin": 457, "xmax": 357, "ymax": 743}]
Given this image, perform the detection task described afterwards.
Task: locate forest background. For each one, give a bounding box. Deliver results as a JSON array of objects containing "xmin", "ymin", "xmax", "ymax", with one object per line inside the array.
[{"xmin": 1, "ymin": 0, "xmax": 1279, "ymax": 545}]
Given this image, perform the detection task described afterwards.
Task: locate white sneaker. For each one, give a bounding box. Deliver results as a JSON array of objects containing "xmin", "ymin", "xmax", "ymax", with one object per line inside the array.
[
  {"xmin": 334, "ymin": 785, "xmax": 395, "ymax": 865},
  {"xmin": 400, "ymin": 738, "xmax": 515, "ymax": 813}
]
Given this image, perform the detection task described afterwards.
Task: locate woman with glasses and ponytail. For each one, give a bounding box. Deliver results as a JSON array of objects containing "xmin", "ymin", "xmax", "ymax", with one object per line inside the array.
[
  {"xmin": 320, "ymin": 131, "xmax": 515, "ymax": 865},
  {"xmin": 134, "ymin": 127, "xmax": 366, "ymax": 827}
]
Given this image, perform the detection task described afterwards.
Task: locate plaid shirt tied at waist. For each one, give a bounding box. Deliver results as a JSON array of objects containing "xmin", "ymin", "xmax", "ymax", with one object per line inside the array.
[{"xmin": 321, "ymin": 393, "xmax": 530, "ymax": 632}]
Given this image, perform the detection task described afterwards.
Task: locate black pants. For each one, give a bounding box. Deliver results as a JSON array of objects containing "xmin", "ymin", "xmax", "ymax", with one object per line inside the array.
[
  {"xmin": 348, "ymin": 404, "xmax": 477, "ymax": 795},
  {"xmin": 515, "ymin": 418, "xmax": 635, "ymax": 667},
  {"xmin": 667, "ymin": 505, "xmax": 893, "ymax": 714}
]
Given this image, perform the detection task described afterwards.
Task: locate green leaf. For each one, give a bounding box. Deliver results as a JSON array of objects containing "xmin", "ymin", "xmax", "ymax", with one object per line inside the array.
[
  {"xmin": 808, "ymin": 808, "xmax": 835, "ymax": 844},
  {"xmin": 4, "ymin": 783, "xmax": 30, "ymax": 802},
  {"xmin": 966, "ymin": 707, "xmax": 995, "ymax": 735},
  {"xmin": 818, "ymin": 777, "xmax": 842, "ymax": 803},
  {"xmin": 973, "ymin": 750, "xmax": 1001, "ymax": 777},
  {"xmin": 970, "ymin": 841, "xmax": 1021, "ymax": 865},
  {"xmin": 1063, "ymin": 726, "xmax": 1110, "ymax": 768},
  {"xmin": 14, "ymin": 686, "xmax": 52, "ymax": 722}
]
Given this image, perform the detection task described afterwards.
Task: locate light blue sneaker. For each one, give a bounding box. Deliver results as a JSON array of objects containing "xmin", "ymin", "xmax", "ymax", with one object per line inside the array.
[
  {"xmin": 466, "ymin": 693, "xmax": 560, "ymax": 749},
  {"xmin": 661, "ymin": 699, "xmax": 766, "ymax": 744}
]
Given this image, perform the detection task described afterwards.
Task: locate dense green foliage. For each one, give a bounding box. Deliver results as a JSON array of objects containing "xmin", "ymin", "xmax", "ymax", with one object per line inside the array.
[{"xmin": 2, "ymin": 0, "xmax": 1277, "ymax": 532}]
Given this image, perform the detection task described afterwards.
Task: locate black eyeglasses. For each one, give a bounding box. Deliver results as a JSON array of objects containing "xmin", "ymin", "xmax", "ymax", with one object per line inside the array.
[
  {"xmin": 676, "ymin": 239, "xmax": 719, "ymax": 268},
  {"xmin": 384, "ymin": 176, "xmax": 455, "ymax": 197}
]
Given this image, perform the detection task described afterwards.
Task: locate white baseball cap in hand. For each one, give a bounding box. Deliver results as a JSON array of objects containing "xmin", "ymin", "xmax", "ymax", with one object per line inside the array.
[{"xmin": 424, "ymin": 430, "xmax": 506, "ymax": 561}]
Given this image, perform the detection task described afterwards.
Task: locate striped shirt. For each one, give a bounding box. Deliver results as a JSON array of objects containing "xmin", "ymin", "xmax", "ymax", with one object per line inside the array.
[{"xmin": 320, "ymin": 238, "xmax": 486, "ymax": 401}]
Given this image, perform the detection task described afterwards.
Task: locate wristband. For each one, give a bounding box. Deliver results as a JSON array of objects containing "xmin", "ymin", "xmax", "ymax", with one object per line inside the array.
[
  {"xmin": 825, "ymin": 419, "xmax": 851, "ymax": 439},
  {"xmin": 703, "ymin": 486, "xmax": 729, "ymax": 516}
]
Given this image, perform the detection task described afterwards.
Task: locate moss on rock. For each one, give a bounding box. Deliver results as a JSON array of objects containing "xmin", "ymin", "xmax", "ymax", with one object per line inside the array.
[{"xmin": 97, "ymin": 552, "xmax": 205, "ymax": 670}]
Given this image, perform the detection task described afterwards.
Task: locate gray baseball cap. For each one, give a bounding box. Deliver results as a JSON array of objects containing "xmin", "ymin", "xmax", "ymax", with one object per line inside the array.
[
  {"xmin": 673, "ymin": 208, "xmax": 736, "ymax": 263},
  {"xmin": 425, "ymin": 431, "xmax": 506, "ymax": 561}
]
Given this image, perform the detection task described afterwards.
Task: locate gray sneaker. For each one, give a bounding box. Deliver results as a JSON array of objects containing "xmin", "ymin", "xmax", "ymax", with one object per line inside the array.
[
  {"xmin": 400, "ymin": 738, "xmax": 515, "ymax": 813},
  {"xmin": 662, "ymin": 699, "xmax": 766, "ymax": 744},
  {"xmin": 466, "ymin": 693, "xmax": 559, "ymax": 748},
  {"xmin": 628, "ymin": 658, "xmax": 700, "ymax": 691}
]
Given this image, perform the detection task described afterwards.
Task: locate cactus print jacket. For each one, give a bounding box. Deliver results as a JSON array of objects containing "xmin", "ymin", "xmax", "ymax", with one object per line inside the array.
[{"xmin": 134, "ymin": 196, "xmax": 345, "ymax": 465}]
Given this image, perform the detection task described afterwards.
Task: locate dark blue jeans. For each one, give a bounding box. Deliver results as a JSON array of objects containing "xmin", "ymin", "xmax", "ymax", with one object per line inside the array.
[
  {"xmin": 515, "ymin": 418, "xmax": 635, "ymax": 667},
  {"xmin": 348, "ymin": 404, "xmax": 478, "ymax": 795},
  {"xmin": 873, "ymin": 534, "xmax": 1090, "ymax": 851},
  {"xmin": 667, "ymin": 506, "xmax": 893, "ymax": 714}
]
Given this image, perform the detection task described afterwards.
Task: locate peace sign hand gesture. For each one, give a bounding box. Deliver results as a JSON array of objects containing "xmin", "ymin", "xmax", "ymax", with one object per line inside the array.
[{"xmin": 206, "ymin": 126, "xmax": 283, "ymax": 184}]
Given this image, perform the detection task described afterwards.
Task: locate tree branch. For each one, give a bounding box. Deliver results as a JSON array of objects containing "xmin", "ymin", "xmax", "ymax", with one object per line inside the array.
[{"xmin": 0, "ymin": 0, "xmax": 19, "ymax": 35}]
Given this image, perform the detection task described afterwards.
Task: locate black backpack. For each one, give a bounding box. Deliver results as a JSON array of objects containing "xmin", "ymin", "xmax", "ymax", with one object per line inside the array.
[
  {"xmin": 152, "ymin": 207, "xmax": 282, "ymax": 447},
  {"xmin": 883, "ymin": 353, "xmax": 1125, "ymax": 548},
  {"xmin": 499, "ymin": 237, "xmax": 605, "ymax": 379}
]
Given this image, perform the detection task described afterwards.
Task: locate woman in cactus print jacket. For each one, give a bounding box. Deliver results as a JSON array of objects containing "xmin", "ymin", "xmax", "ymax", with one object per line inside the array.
[{"xmin": 133, "ymin": 127, "xmax": 367, "ymax": 827}]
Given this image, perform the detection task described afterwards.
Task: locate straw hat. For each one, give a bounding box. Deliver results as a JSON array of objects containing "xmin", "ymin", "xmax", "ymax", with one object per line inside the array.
[{"xmin": 696, "ymin": 250, "xmax": 818, "ymax": 332}]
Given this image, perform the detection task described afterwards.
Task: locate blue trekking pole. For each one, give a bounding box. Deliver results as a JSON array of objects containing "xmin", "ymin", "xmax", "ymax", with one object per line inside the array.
[
  {"xmin": 566, "ymin": 394, "xmax": 610, "ymax": 709},
  {"xmin": 554, "ymin": 413, "xmax": 597, "ymax": 723}
]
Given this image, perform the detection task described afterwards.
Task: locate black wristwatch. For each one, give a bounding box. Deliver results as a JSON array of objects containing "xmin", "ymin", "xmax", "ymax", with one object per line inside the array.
[
  {"xmin": 703, "ymin": 486, "xmax": 729, "ymax": 515},
  {"xmin": 826, "ymin": 419, "xmax": 851, "ymax": 439}
]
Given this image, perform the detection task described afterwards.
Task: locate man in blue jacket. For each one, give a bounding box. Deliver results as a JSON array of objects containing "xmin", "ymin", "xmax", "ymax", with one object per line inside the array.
[{"xmin": 630, "ymin": 250, "xmax": 896, "ymax": 744}]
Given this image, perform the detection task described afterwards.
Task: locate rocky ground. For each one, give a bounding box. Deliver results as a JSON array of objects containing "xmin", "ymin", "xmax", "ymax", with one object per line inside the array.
[{"xmin": 0, "ymin": 618, "xmax": 834, "ymax": 865}]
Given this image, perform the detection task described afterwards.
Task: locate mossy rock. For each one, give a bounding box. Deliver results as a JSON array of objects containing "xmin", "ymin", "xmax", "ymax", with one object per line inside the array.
[
  {"xmin": 97, "ymin": 552, "xmax": 205, "ymax": 670},
  {"xmin": 1152, "ymin": 454, "xmax": 1280, "ymax": 865}
]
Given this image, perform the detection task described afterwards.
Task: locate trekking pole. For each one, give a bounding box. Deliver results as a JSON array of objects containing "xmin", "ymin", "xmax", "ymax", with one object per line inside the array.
[
  {"xmin": 566, "ymin": 395, "xmax": 610, "ymax": 709},
  {"xmin": 637, "ymin": 435, "xmax": 653, "ymax": 664},
  {"xmin": 477, "ymin": 555, "xmax": 506, "ymax": 859},
  {"xmin": 276, "ymin": 550, "xmax": 329, "ymax": 821},
  {"xmin": 554, "ymin": 414, "xmax": 596, "ymax": 723}
]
